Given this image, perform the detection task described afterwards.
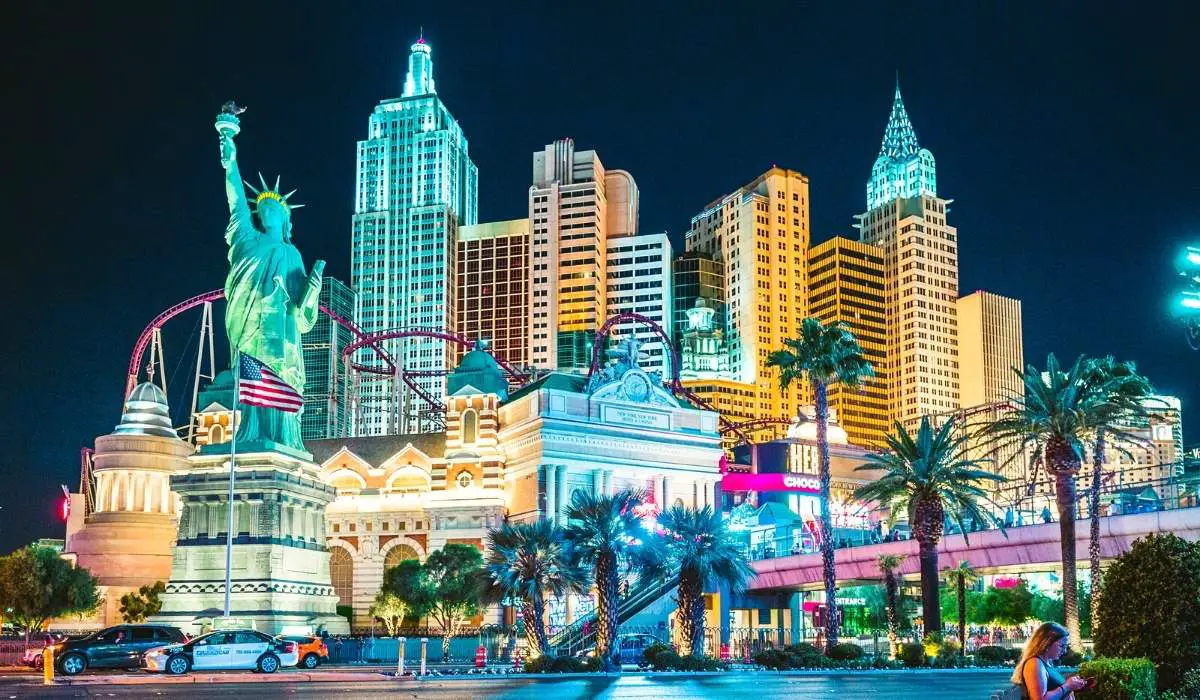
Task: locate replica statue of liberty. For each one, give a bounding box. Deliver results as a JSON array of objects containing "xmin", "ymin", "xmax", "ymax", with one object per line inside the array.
[{"xmin": 216, "ymin": 103, "xmax": 324, "ymax": 453}]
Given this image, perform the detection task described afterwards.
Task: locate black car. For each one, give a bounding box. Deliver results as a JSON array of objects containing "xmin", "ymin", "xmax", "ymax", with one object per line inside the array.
[{"xmin": 53, "ymin": 624, "xmax": 187, "ymax": 675}]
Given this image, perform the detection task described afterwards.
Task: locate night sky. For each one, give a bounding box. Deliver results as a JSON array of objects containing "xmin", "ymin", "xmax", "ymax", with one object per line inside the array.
[{"xmin": 3, "ymin": 2, "xmax": 1199, "ymax": 551}]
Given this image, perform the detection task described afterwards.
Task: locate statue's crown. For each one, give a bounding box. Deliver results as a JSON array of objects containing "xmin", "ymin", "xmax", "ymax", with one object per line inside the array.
[{"xmin": 245, "ymin": 173, "xmax": 304, "ymax": 212}]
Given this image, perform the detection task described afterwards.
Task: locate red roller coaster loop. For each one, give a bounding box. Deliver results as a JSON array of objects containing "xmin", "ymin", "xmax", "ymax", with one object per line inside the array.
[
  {"xmin": 125, "ymin": 288, "xmax": 392, "ymax": 398},
  {"xmin": 587, "ymin": 312, "xmax": 681, "ymax": 389}
]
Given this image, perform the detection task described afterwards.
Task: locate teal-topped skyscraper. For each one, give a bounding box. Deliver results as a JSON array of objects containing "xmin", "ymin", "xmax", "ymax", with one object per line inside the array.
[
  {"xmin": 865, "ymin": 81, "xmax": 937, "ymax": 211},
  {"xmin": 351, "ymin": 36, "xmax": 478, "ymax": 436}
]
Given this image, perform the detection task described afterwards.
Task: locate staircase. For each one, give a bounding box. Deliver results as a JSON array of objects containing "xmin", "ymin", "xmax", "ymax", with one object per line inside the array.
[{"xmin": 550, "ymin": 569, "xmax": 679, "ymax": 656}]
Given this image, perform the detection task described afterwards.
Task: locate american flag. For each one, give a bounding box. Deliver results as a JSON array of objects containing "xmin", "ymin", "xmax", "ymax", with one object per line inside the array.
[{"xmin": 237, "ymin": 353, "xmax": 303, "ymax": 413}]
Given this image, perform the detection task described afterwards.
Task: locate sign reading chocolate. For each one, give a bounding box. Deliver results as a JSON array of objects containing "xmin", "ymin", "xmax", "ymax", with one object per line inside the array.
[{"xmin": 720, "ymin": 471, "xmax": 820, "ymax": 493}]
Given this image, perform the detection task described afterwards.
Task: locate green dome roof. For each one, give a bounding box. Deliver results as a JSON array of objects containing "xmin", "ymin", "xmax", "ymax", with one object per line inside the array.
[{"xmin": 447, "ymin": 346, "xmax": 508, "ymax": 400}]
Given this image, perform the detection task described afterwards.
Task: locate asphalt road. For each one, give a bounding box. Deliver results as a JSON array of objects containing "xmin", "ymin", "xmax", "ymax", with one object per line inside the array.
[{"xmin": 0, "ymin": 670, "xmax": 1013, "ymax": 699}]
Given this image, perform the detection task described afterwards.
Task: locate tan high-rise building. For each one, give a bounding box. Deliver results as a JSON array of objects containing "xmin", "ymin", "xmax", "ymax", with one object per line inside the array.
[
  {"xmin": 807, "ymin": 237, "xmax": 890, "ymax": 448},
  {"xmin": 529, "ymin": 138, "xmax": 638, "ymax": 371},
  {"xmin": 686, "ymin": 167, "xmax": 810, "ymax": 427},
  {"xmin": 456, "ymin": 219, "xmax": 530, "ymax": 370},
  {"xmin": 857, "ymin": 85, "xmax": 960, "ymax": 429},
  {"xmin": 957, "ymin": 291, "xmax": 1024, "ymax": 407}
]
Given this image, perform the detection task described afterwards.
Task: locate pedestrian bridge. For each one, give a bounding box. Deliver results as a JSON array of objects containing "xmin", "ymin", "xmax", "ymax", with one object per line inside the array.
[{"xmin": 748, "ymin": 506, "xmax": 1200, "ymax": 591}]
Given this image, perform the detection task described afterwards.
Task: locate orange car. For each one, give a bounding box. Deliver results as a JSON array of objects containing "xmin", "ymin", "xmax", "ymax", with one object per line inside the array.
[{"xmin": 278, "ymin": 635, "xmax": 328, "ymax": 669}]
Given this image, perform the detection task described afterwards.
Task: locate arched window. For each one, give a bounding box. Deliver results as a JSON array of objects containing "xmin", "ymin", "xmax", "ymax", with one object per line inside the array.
[
  {"xmin": 384, "ymin": 544, "xmax": 418, "ymax": 572},
  {"xmin": 461, "ymin": 409, "xmax": 478, "ymax": 444},
  {"xmin": 209, "ymin": 424, "xmax": 225, "ymax": 444},
  {"xmin": 329, "ymin": 547, "xmax": 354, "ymax": 606},
  {"xmin": 329, "ymin": 470, "xmax": 364, "ymax": 495}
]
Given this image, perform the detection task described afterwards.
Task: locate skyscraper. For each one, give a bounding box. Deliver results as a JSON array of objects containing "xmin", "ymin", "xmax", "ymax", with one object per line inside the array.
[
  {"xmin": 806, "ymin": 237, "xmax": 890, "ymax": 448},
  {"xmin": 856, "ymin": 84, "xmax": 960, "ymax": 429},
  {"xmin": 302, "ymin": 277, "xmax": 356, "ymax": 440},
  {"xmin": 456, "ymin": 219, "xmax": 530, "ymax": 370},
  {"xmin": 957, "ymin": 291, "xmax": 1024, "ymax": 407},
  {"xmin": 605, "ymin": 232, "xmax": 673, "ymax": 377},
  {"xmin": 686, "ymin": 167, "xmax": 810, "ymax": 428},
  {"xmin": 351, "ymin": 37, "xmax": 478, "ymax": 435},
  {"xmin": 528, "ymin": 138, "xmax": 638, "ymax": 371},
  {"xmin": 672, "ymin": 251, "xmax": 726, "ymax": 346}
]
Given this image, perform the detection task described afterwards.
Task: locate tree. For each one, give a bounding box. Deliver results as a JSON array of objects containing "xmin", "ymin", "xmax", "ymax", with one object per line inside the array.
[
  {"xmin": 119, "ymin": 581, "xmax": 165, "ymax": 623},
  {"xmin": 381, "ymin": 544, "xmax": 484, "ymax": 661},
  {"xmin": 564, "ymin": 488, "xmax": 656, "ymax": 663},
  {"xmin": 0, "ymin": 546, "xmax": 99, "ymax": 642},
  {"xmin": 877, "ymin": 554, "xmax": 907, "ymax": 659},
  {"xmin": 978, "ymin": 581, "xmax": 1034, "ymax": 626},
  {"xmin": 1080, "ymin": 357, "xmax": 1152, "ymax": 637},
  {"xmin": 767, "ymin": 317, "xmax": 874, "ymax": 650},
  {"xmin": 1095, "ymin": 533, "xmax": 1200, "ymax": 691},
  {"xmin": 656, "ymin": 505, "xmax": 754, "ymax": 657},
  {"xmin": 855, "ymin": 417, "xmax": 1003, "ymax": 638},
  {"xmin": 943, "ymin": 561, "xmax": 978, "ymax": 656},
  {"xmin": 368, "ymin": 591, "xmax": 410, "ymax": 636},
  {"xmin": 984, "ymin": 354, "xmax": 1149, "ymax": 651},
  {"xmin": 484, "ymin": 520, "xmax": 589, "ymax": 657}
]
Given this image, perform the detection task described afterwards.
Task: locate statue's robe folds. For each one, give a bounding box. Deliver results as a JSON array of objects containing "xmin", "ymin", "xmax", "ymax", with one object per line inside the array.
[{"xmin": 224, "ymin": 204, "xmax": 317, "ymax": 452}]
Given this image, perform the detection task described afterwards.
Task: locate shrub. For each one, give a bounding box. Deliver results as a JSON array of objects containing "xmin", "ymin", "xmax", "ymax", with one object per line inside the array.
[
  {"xmin": 938, "ymin": 639, "xmax": 961, "ymax": 659},
  {"xmin": 828, "ymin": 643, "xmax": 865, "ymax": 661},
  {"xmin": 1095, "ymin": 534, "xmax": 1200, "ymax": 691},
  {"xmin": 1059, "ymin": 649, "xmax": 1084, "ymax": 667},
  {"xmin": 785, "ymin": 642, "xmax": 824, "ymax": 658},
  {"xmin": 640, "ymin": 642, "xmax": 724, "ymax": 671},
  {"xmin": 900, "ymin": 642, "xmax": 926, "ymax": 668},
  {"xmin": 1159, "ymin": 666, "xmax": 1200, "ymax": 700},
  {"xmin": 1077, "ymin": 658, "xmax": 1156, "ymax": 700},
  {"xmin": 753, "ymin": 648, "xmax": 792, "ymax": 671},
  {"xmin": 975, "ymin": 645, "xmax": 1009, "ymax": 664}
]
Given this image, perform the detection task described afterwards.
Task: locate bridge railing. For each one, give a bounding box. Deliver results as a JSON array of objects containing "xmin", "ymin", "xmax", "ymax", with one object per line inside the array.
[{"xmin": 743, "ymin": 472, "xmax": 1200, "ymax": 562}]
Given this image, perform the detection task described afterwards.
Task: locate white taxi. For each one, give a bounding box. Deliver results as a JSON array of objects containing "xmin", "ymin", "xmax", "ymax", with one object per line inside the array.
[{"xmin": 142, "ymin": 629, "xmax": 299, "ymax": 674}]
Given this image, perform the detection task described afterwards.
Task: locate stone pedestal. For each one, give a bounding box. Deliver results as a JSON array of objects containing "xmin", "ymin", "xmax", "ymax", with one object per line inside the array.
[{"xmin": 151, "ymin": 446, "xmax": 349, "ymax": 635}]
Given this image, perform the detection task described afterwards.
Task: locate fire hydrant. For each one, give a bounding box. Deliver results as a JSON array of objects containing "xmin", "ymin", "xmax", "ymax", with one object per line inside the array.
[{"xmin": 475, "ymin": 644, "xmax": 487, "ymax": 669}]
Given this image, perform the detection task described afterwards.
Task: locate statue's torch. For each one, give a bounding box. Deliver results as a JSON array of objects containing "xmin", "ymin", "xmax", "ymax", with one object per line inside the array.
[{"xmin": 215, "ymin": 101, "xmax": 244, "ymax": 137}]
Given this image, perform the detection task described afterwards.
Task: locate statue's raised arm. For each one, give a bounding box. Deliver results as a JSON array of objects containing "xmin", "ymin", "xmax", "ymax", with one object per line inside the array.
[{"xmin": 216, "ymin": 103, "xmax": 253, "ymax": 241}]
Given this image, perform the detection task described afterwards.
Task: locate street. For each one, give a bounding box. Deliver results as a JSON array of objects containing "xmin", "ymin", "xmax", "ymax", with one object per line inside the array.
[{"xmin": 0, "ymin": 670, "xmax": 1013, "ymax": 699}]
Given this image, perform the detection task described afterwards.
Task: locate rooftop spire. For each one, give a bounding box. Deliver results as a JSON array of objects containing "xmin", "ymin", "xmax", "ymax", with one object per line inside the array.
[
  {"xmin": 878, "ymin": 76, "xmax": 920, "ymax": 159},
  {"xmin": 402, "ymin": 34, "xmax": 435, "ymax": 98}
]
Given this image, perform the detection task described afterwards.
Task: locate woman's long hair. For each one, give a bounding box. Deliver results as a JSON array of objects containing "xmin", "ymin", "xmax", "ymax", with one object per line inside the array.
[{"xmin": 1011, "ymin": 622, "xmax": 1068, "ymax": 684}]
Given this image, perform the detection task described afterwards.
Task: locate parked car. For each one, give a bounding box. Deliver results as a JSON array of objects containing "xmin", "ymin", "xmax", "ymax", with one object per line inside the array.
[
  {"xmin": 51, "ymin": 625, "xmax": 187, "ymax": 676},
  {"xmin": 616, "ymin": 633, "xmax": 665, "ymax": 667},
  {"xmin": 278, "ymin": 635, "xmax": 327, "ymax": 668},
  {"xmin": 142, "ymin": 629, "xmax": 298, "ymax": 675}
]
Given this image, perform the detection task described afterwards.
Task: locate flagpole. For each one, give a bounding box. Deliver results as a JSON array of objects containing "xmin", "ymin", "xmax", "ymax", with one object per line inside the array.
[{"xmin": 224, "ymin": 350, "xmax": 240, "ymax": 619}]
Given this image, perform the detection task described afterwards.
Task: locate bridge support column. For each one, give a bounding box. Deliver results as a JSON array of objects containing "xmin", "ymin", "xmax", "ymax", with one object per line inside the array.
[{"xmin": 788, "ymin": 591, "xmax": 802, "ymax": 645}]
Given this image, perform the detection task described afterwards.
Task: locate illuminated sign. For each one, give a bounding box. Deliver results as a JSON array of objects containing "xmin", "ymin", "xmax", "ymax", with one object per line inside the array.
[{"xmin": 720, "ymin": 472, "xmax": 820, "ymax": 493}]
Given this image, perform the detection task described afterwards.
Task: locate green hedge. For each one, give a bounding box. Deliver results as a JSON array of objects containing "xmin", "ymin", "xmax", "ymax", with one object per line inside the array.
[
  {"xmin": 1077, "ymin": 658, "xmax": 1156, "ymax": 700},
  {"xmin": 975, "ymin": 645, "xmax": 1009, "ymax": 664},
  {"xmin": 828, "ymin": 643, "xmax": 865, "ymax": 661},
  {"xmin": 641, "ymin": 642, "xmax": 725, "ymax": 671},
  {"xmin": 523, "ymin": 655, "xmax": 603, "ymax": 673},
  {"xmin": 1158, "ymin": 666, "xmax": 1200, "ymax": 700},
  {"xmin": 899, "ymin": 642, "xmax": 926, "ymax": 668}
]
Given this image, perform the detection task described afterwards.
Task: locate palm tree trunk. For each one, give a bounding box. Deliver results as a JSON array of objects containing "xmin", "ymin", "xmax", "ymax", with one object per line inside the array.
[
  {"xmin": 884, "ymin": 573, "xmax": 899, "ymax": 660},
  {"xmin": 957, "ymin": 576, "xmax": 967, "ymax": 657},
  {"xmin": 1051, "ymin": 462, "xmax": 1083, "ymax": 652},
  {"xmin": 815, "ymin": 381, "xmax": 839, "ymax": 650},
  {"xmin": 917, "ymin": 537, "xmax": 941, "ymax": 635},
  {"xmin": 522, "ymin": 597, "xmax": 545, "ymax": 657},
  {"xmin": 677, "ymin": 567, "xmax": 706, "ymax": 657},
  {"xmin": 1088, "ymin": 430, "xmax": 1105, "ymax": 638},
  {"xmin": 594, "ymin": 551, "xmax": 619, "ymax": 660}
]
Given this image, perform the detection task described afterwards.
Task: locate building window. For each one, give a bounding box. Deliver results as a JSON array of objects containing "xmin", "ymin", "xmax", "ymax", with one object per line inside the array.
[
  {"xmin": 384, "ymin": 544, "xmax": 419, "ymax": 573},
  {"xmin": 461, "ymin": 409, "xmax": 478, "ymax": 444},
  {"xmin": 209, "ymin": 423, "xmax": 226, "ymax": 443},
  {"xmin": 456, "ymin": 471, "xmax": 475, "ymax": 489},
  {"xmin": 330, "ymin": 547, "xmax": 353, "ymax": 606}
]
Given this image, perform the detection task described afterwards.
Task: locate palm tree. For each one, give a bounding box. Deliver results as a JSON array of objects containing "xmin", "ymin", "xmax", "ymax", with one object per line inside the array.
[
  {"xmin": 855, "ymin": 417, "xmax": 1003, "ymax": 637},
  {"xmin": 564, "ymin": 488, "xmax": 654, "ymax": 662},
  {"xmin": 1080, "ymin": 357, "xmax": 1152, "ymax": 637},
  {"xmin": 767, "ymin": 317, "xmax": 874, "ymax": 649},
  {"xmin": 656, "ymin": 504, "xmax": 754, "ymax": 657},
  {"xmin": 485, "ymin": 520, "xmax": 589, "ymax": 658},
  {"xmin": 984, "ymin": 354, "xmax": 1149, "ymax": 650},
  {"xmin": 943, "ymin": 560, "xmax": 979, "ymax": 657},
  {"xmin": 877, "ymin": 554, "xmax": 907, "ymax": 659}
]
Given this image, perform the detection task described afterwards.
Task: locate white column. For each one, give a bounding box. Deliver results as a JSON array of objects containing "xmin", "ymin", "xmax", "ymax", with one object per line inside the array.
[
  {"xmin": 593, "ymin": 468, "xmax": 604, "ymax": 496},
  {"xmin": 142, "ymin": 473, "xmax": 152, "ymax": 512},
  {"xmin": 94, "ymin": 473, "xmax": 107, "ymax": 513},
  {"xmin": 160, "ymin": 475, "xmax": 170, "ymax": 514},
  {"xmin": 123, "ymin": 472, "xmax": 134, "ymax": 511},
  {"xmin": 544, "ymin": 465, "xmax": 557, "ymax": 524},
  {"xmin": 555, "ymin": 465, "xmax": 568, "ymax": 524},
  {"xmin": 704, "ymin": 480, "xmax": 715, "ymax": 508}
]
